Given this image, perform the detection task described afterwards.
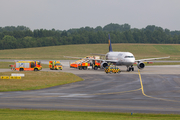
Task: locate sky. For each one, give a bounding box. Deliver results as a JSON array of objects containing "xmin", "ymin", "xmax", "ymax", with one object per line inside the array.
[{"xmin": 0, "ymin": 0, "xmax": 180, "ymax": 31}]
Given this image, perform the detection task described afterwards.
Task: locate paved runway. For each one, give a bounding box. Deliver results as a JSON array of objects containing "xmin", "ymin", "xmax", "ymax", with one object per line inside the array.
[{"xmin": 0, "ymin": 60, "xmax": 180, "ymax": 113}]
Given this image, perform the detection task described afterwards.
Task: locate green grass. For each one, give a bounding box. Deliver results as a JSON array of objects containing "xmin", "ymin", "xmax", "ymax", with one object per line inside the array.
[
  {"xmin": 0, "ymin": 109, "xmax": 180, "ymax": 120},
  {"xmin": 0, "ymin": 71, "xmax": 83, "ymax": 92},
  {"xmin": 0, "ymin": 62, "xmax": 14, "ymax": 68},
  {"xmin": 0, "ymin": 44, "xmax": 180, "ymax": 60}
]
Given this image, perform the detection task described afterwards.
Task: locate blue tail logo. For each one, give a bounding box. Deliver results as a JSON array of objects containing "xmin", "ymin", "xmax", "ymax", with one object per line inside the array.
[{"xmin": 108, "ymin": 34, "xmax": 113, "ymax": 52}]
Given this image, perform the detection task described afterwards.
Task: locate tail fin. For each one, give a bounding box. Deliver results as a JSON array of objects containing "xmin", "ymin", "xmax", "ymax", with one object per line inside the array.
[{"xmin": 108, "ymin": 34, "xmax": 113, "ymax": 52}]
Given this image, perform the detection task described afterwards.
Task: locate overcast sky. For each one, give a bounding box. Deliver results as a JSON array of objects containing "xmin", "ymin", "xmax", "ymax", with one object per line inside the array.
[{"xmin": 0, "ymin": 0, "xmax": 180, "ymax": 31}]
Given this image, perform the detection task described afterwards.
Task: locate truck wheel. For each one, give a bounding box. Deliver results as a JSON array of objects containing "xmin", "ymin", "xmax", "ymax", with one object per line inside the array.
[
  {"xmin": 79, "ymin": 67, "xmax": 82, "ymax": 70},
  {"xmin": 34, "ymin": 68, "xmax": 38, "ymax": 71},
  {"xmin": 19, "ymin": 68, "xmax": 24, "ymax": 71},
  {"xmin": 83, "ymin": 67, "xmax": 87, "ymax": 70},
  {"xmin": 94, "ymin": 66, "xmax": 98, "ymax": 70}
]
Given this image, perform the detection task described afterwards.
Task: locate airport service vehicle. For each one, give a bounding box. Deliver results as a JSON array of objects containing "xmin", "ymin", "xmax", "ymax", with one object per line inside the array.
[
  {"xmin": 78, "ymin": 62, "xmax": 91, "ymax": 70},
  {"xmin": 69, "ymin": 56, "xmax": 101, "ymax": 70},
  {"xmin": 49, "ymin": 61, "xmax": 62, "ymax": 70},
  {"xmin": 92, "ymin": 60, "xmax": 101, "ymax": 70},
  {"xmin": 104, "ymin": 66, "xmax": 120, "ymax": 74},
  {"xmin": 13, "ymin": 61, "xmax": 42, "ymax": 71},
  {"xmin": 70, "ymin": 59, "xmax": 82, "ymax": 68}
]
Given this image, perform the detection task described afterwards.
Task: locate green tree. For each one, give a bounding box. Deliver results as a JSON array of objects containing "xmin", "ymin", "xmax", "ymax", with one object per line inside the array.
[{"xmin": 2, "ymin": 35, "xmax": 17, "ymax": 49}]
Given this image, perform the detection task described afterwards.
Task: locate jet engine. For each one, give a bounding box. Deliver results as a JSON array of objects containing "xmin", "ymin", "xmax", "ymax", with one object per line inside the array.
[
  {"xmin": 137, "ymin": 62, "xmax": 145, "ymax": 69},
  {"xmin": 100, "ymin": 62, "xmax": 108, "ymax": 68}
]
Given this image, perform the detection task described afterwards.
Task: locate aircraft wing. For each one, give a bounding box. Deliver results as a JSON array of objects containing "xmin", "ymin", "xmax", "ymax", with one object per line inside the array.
[
  {"xmin": 90, "ymin": 53, "xmax": 106, "ymax": 56},
  {"xmin": 84, "ymin": 58, "xmax": 118, "ymax": 63},
  {"xmin": 135, "ymin": 56, "xmax": 170, "ymax": 62},
  {"xmin": 64, "ymin": 56, "xmax": 84, "ymax": 59},
  {"xmin": 82, "ymin": 57, "xmax": 118, "ymax": 63},
  {"xmin": 65, "ymin": 55, "xmax": 119, "ymax": 63}
]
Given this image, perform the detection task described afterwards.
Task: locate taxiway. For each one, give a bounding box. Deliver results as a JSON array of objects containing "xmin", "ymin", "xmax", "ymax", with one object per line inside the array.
[{"xmin": 0, "ymin": 60, "xmax": 180, "ymax": 114}]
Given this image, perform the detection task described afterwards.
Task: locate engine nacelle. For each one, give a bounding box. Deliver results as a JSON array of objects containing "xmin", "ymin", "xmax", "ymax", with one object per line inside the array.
[
  {"xmin": 137, "ymin": 62, "xmax": 145, "ymax": 69},
  {"xmin": 100, "ymin": 62, "xmax": 108, "ymax": 68}
]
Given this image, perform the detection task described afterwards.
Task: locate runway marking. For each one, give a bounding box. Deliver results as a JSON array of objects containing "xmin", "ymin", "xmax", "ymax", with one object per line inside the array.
[
  {"xmin": 90, "ymin": 88, "xmax": 141, "ymax": 96},
  {"xmin": 138, "ymin": 70, "xmax": 180, "ymax": 102}
]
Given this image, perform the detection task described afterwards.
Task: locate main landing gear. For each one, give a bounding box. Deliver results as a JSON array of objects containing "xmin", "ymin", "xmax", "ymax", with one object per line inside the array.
[{"xmin": 127, "ymin": 66, "xmax": 134, "ymax": 72}]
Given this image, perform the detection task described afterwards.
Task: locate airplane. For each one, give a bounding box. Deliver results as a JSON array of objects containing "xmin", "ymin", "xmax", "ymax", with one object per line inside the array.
[
  {"xmin": 65, "ymin": 34, "xmax": 170, "ymax": 71},
  {"xmin": 91, "ymin": 34, "xmax": 170, "ymax": 71}
]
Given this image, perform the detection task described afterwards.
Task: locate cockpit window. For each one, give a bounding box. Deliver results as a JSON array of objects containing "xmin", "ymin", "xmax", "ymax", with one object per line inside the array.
[
  {"xmin": 125, "ymin": 56, "xmax": 134, "ymax": 58},
  {"xmin": 37, "ymin": 62, "xmax": 41, "ymax": 65}
]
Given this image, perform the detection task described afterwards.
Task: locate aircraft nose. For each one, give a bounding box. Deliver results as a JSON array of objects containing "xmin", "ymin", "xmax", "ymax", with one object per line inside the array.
[{"xmin": 128, "ymin": 58, "xmax": 135, "ymax": 64}]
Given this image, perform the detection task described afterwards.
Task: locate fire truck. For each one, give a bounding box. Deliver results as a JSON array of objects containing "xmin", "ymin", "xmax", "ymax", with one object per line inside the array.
[
  {"xmin": 78, "ymin": 62, "xmax": 91, "ymax": 70},
  {"xmin": 70, "ymin": 56, "xmax": 101, "ymax": 70},
  {"xmin": 92, "ymin": 60, "xmax": 101, "ymax": 70},
  {"xmin": 13, "ymin": 61, "xmax": 42, "ymax": 71},
  {"xmin": 49, "ymin": 61, "xmax": 62, "ymax": 70}
]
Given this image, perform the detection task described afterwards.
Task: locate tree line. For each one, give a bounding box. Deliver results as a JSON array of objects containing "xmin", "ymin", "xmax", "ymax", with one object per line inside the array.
[{"xmin": 0, "ymin": 23, "xmax": 180, "ymax": 50}]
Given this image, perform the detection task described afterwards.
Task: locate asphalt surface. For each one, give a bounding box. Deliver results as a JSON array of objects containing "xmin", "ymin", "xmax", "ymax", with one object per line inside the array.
[{"xmin": 0, "ymin": 60, "xmax": 180, "ymax": 114}]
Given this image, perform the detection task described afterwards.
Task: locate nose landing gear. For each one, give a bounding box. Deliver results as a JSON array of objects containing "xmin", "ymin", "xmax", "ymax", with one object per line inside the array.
[{"xmin": 127, "ymin": 66, "xmax": 134, "ymax": 72}]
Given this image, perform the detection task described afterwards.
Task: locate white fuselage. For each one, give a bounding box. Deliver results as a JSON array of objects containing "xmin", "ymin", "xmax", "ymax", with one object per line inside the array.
[{"xmin": 105, "ymin": 52, "xmax": 135, "ymax": 67}]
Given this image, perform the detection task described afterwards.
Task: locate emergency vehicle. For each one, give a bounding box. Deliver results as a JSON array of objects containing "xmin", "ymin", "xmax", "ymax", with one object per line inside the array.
[
  {"xmin": 13, "ymin": 61, "xmax": 42, "ymax": 71},
  {"xmin": 92, "ymin": 60, "xmax": 101, "ymax": 70},
  {"xmin": 49, "ymin": 61, "xmax": 62, "ymax": 70},
  {"xmin": 78, "ymin": 62, "xmax": 91, "ymax": 70},
  {"xmin": 70, "ymin": 56, "xmax": 101, "ymax": 70},
  {"xmin": 104, "ymin": 66, "xmax": 121, "ymax": 74}
]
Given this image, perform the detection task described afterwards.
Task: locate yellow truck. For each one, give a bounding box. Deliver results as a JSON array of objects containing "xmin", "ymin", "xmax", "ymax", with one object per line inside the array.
[
  {"xmin": 49, "ymin": 61, "xmax": 62, "ymax": 70},
  {"xmin": 104, "ymin": 66, "xmax": 121, "ymax": 74}
]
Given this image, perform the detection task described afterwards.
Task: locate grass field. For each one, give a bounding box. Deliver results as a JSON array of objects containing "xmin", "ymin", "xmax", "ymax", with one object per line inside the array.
[
  {"xmin": 0, "ymin": 109, "xmax": 180, "ymax": 120},
  {"xmin": 0, "ymin": 71, "xmax": 83, "ymax": 92},
  {"xmin": 0, "ymin": 44, "xmax": 180, "ymax": 60},
  {"xmin": 0, "ymin": 62, "xmax": 14, "ymax": 68}
]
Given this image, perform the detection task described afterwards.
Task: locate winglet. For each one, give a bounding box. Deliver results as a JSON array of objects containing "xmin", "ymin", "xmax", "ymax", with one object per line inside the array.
[{"xmin": 108, "ymin": 34, "xmax": 113, "ymax": 52}]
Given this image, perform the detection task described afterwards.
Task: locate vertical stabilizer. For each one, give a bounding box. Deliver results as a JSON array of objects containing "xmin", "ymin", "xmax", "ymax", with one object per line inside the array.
[{"xmin": 108, "ymin": 34, "xmax": 113, "ymax": 52}]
